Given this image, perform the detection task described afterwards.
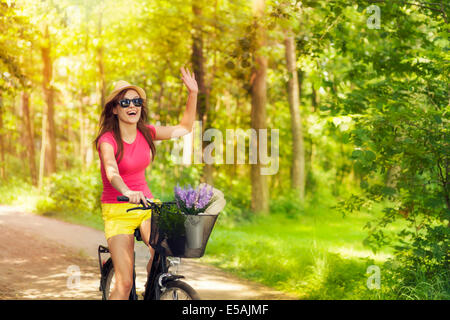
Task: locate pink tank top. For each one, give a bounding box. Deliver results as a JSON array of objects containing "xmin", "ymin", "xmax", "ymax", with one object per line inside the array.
[{"xmin": 97, "ymin": 124, "xmax": 156, "ymax": 203}]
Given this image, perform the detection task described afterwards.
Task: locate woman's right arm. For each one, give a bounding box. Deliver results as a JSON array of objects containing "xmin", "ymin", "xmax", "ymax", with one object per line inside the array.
[{"xmin": 99, "ymin": 142, "xmax": 148, "ymax": 207}]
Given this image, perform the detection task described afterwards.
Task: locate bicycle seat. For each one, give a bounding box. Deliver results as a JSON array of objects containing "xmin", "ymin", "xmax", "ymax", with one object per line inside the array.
[{"xmin": 134, "ymin": 228, "xmax": 142, "ymax": 242}]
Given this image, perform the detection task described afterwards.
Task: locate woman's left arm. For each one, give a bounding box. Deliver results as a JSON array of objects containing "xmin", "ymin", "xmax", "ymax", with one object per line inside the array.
[{"xmin": 153, "ymin": 67, "xmax": 198, "ymax": 140}]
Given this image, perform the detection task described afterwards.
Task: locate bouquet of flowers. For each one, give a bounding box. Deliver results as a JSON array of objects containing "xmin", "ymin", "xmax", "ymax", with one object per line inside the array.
[
  {"xmin": 174, "ymin": 184, "xmax": 215, "ymax": 215},
  {"xmin": 172, "ymin": 183, "xmax": 226, "ymax": 251}
]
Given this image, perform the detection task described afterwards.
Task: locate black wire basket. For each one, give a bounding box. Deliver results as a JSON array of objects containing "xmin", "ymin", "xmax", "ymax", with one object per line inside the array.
[{"xmin": 149, "ymin": 202, "xmax": 218, "ymax": 258}]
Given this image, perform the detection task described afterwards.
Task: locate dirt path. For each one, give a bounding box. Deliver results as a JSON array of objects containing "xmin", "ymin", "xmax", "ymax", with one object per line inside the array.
[{"xmin": 0, "ymin": 205, "xmax": 296, "ymax": 300}]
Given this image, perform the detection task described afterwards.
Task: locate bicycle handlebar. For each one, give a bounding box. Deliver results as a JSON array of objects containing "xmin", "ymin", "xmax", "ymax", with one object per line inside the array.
[
  {"xmin": 117, "ymin": 196, "xmax": 176, "ymax": 212},
  {"xmin": 117, "ymin": 195, "xmax": 135, "ymax": 202},
  {"xmin": 117, "ymin": 195, "xmax": 151, "ymax": 208}
]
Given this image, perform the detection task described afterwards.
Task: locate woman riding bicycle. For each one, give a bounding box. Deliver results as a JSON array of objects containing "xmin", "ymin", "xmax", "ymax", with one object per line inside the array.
[{"xmin": 94, "ymin": 67, "xmax": 198, "ymax": 300}]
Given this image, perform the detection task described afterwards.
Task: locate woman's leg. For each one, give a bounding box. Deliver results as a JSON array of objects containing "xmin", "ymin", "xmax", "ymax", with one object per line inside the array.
[
  {"xmin": 107, "ymin": 234, "xmax": 135, "ymax": 300},
  {"xmin": 139, "ymin": 218, "xmax": 155, "ymax": 276}
]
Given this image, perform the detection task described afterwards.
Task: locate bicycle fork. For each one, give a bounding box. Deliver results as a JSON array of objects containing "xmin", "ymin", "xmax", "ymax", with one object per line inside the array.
[{"xmin": 144, "ymin": 254, "xmax": 184, "ymax": 300}]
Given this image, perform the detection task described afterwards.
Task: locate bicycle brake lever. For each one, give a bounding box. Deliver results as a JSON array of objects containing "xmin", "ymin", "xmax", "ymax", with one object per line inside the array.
[
  {"xmin": 126, "ymin": 205, "xmax": 152, "ymax": 212},
  {"xmin": 118, "ymin": 195, "xmax": 150, "ymax": 205},
  {"xmin": 126, "ymin": 198, "xmax": 154, "ymax": 212}
]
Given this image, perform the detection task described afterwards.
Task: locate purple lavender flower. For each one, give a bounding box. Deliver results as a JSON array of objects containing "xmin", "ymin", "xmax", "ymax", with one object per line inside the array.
[
  {"xmin": 174, "ymin": 184, "xmax": 187, "ymax": 207},
  {"xmin": 174, "ymin": 184, "xmax": 215, "ymax": 214},
  {"xmin": 185, "ymin": 187, "xmax": 196, "ymax": 209},
  {"xmin": 195, "ymin": 185, "xmax": 214, "ymax": 210}
]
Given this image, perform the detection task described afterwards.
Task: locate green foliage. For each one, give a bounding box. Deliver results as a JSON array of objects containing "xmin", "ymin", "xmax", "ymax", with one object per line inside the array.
[
  {"xmin": 381, "ymin": 258, "xmax": 450, "ymax": 300},
  {"xmin": 36, "ymin": 166, "xmax": 103, "ymax": 221},
  {"xmin": 330, "ymin": 3, "xmax": 449, "ymax": 298},
  {"xmin": 0, "ymin": 0, "xmax": 35, "ymax": 90},
  {"xmin": 215, "ymin": 200, "xmax": 251, "ymax": 227},
  {"xmin": 303, "ymin": 253, "xmax": 372, "ymax": 300},
  {"xmin": 158, "ymin": 203, "xmax": 186, "ymax": 238},
  {"xmin": 269, "ymin": 189, "xmax": 305, "ymax": 218},
  {"xmin": 202, "ymin": 203, "xmax": 392, "ymax": 299},
  {"xmin": 0, "ymin": 176, "xmax": 36, "ymax": 206},
  {"xmin": 0, "ymin": 0, "xmax": 448, "ymax": 300}
]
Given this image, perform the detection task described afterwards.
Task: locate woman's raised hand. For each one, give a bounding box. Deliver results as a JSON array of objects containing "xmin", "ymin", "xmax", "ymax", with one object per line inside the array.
[{"xmin": 180, "ymin": 66, "xmax": 198, "ymax": 94}]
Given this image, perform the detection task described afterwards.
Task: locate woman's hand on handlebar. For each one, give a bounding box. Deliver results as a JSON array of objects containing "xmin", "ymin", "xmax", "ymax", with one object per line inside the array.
[{"xmin": 122, "ymin": 190, "xmax": 149, "ymax": 208}]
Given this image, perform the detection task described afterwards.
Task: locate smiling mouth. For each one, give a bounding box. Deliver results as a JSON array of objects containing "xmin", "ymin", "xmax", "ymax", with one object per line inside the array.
[{"xmin": 127, "ymin": 110, "xmax": 137, "ymax": 116}]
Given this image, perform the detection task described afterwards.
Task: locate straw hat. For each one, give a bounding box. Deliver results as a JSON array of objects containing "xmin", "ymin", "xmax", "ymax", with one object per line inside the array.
[{"xmin": 105, "ymin": 80, "xmax": 146, "ymax": 106}]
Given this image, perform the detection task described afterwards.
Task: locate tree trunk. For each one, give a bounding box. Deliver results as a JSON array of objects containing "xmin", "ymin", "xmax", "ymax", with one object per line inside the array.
[
  {"xmin": 311, "ymin": 86, "xmax": 319, "ymax": 112},
  {"xmin": 192, "ymin": 2, "xmax": 213, "ymax": 185},
  {"xmin": 250, "ymin": 0, "xmax": 269, "ymax": 214},
  {"xmin": 41, "ymin": 24, "xmax": 56, "ymax": 177},
  {"xmin": 79, "ymin": 95, "xmax": 87, "ymax": 172},
  {"xmin": 38, "ymin": 109, "xmax": 47, "ymax": 190},
  {"xmin": 0, "ymin": 94, "xmax": 5, "ymax": 180},
  {"xmin": 284, "ymin": 32, "xmax": 305, "ymax": 200},
  {"xmin": 85, "ymin": 118, "xmax": 94, "ymax": 166},
  {"xmin": 386, "ymin": 165, "xmax": 401, "ymax": 188},
  {"xmin": 156, "ymin": 82, "xmax": 164, "ymax": 121},
  {"xmin": 21, "ymin": 92, "xmax": 37, "ymax": 186},
  {"xmin": 97, "ymin": 10, "xmax": 106, "ymax": 112},
  {"xmin": 385, "ymin": 136, "xmax": 402, "ymax": 188}
]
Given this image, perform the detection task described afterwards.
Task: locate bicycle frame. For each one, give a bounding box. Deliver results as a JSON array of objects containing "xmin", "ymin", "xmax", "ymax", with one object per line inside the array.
[
  {"xmin": 98, "ymin": 236, "xmax": 184, "ymax": 300},
  {"xmin": 98, "ymin": 198, "xmax": 188, "ymax": 300},
  {"xmin": 143, "ymin": 249, "xmax": 163, "ymax": 300},
  {"xmin": 143, "ymin": 249, "xmax": 185, "ymax": 299}
]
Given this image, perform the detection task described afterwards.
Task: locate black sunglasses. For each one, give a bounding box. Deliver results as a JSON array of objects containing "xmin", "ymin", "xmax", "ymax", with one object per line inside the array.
[{"xmin": 118, "ymin": 98, "xmax": 144, "ymax": 108}]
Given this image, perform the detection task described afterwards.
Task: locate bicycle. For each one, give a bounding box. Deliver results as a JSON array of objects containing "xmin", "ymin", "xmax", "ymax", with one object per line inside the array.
[{"xmin": 97, "ymin": 196, "xmax": 218, "ymax": 300}]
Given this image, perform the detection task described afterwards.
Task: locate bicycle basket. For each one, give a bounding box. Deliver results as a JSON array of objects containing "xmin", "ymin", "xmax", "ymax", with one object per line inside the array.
[{"xmin": 149, "ymin": 202, "xmax": 218, "ymax": 258}]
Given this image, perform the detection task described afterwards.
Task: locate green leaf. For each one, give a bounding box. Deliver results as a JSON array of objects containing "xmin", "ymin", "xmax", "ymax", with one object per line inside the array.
[
  {"xmin": 381, "ymin": 187, "xmax": 396, "ymax": 196},
  {"xmin": 364, "ymin": 150, "xmax": 376, "ymax": 162},
  {"xmin": 360, "ymin": 180, "xmax": 369, "ymax": 189},
  {"xmin": 351, "ymin": 149, "xmax": 364, "ymax": 159},
  {"xmin": 433, "ymin": 114, "xmax": 442, "ymax": 124}
]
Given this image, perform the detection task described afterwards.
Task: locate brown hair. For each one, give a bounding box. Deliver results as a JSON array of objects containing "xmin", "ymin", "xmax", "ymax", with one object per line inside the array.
[{"xmin": 94, "ymin": 88, "xmax": 156, "ymax": 163}]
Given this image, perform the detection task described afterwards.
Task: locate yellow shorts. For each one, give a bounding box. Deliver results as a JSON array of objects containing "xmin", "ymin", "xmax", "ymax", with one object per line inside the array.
[{"xmin": 101, "ymin": 199, "xmax": 160, "ymax": 240}]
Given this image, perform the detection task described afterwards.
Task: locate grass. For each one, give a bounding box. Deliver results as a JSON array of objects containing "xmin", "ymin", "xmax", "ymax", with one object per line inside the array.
[
  {"xmin": 198, "ymin": 200, "xmax": 402, "ymax": 299},
  {"xmin": 1, "ymin": 180, "xmax": 409, "ymax": 299}
]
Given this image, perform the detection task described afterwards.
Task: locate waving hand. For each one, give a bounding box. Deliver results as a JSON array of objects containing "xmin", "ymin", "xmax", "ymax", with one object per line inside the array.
[{"xmin": 180, "ymin": 67, "xmax": 198, "ymax": 94}]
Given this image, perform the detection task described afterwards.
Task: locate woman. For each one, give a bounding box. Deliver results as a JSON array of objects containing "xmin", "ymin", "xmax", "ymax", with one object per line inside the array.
[{"xmin": 94, "ymin": 67, "xmax": 198, "ymax": 300}]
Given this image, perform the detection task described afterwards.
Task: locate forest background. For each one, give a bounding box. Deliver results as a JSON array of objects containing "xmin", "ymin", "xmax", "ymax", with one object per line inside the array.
[{"xmin": 0, "ymin": 0, "xmax": 448, "ymax": 299}]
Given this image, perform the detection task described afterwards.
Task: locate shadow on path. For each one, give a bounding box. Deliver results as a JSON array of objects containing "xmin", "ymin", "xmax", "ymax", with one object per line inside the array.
[{"xmin": 0, "ymin": 205, "xmax": 297, "ymax": 300}]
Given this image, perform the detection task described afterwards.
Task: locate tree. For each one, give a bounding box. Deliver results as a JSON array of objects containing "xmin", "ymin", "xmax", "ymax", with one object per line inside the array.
[
  {"xmin": 40, "ymin": 24, "xmax": 57, "ymax": 182},
  {"xmin": 284, "ymin": 30, "xmax": 305, "ymax": 200},
  {"xmin": 21, "ymin": 91, "xmax": 37, "ymax": 185},
  {"xmin": 0, "ymin": 94, "xmax": 4, "ymax": 180},
  {"xmin": 331, "ymin": 1, "xmax": 449, "ymax": 287},
  {"xmin": 250, "ymin": 0, "xmax": 269, "ymax": 214},
  {"xmin": 192, "ymin": 1, "xmax": 213, "ymax": 185}
]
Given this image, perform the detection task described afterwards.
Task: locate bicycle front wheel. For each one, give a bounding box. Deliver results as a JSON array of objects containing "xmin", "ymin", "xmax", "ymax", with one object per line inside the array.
[{"xmin": 158, "ymin": 280, "xmax": 200, "ymax": 300}]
